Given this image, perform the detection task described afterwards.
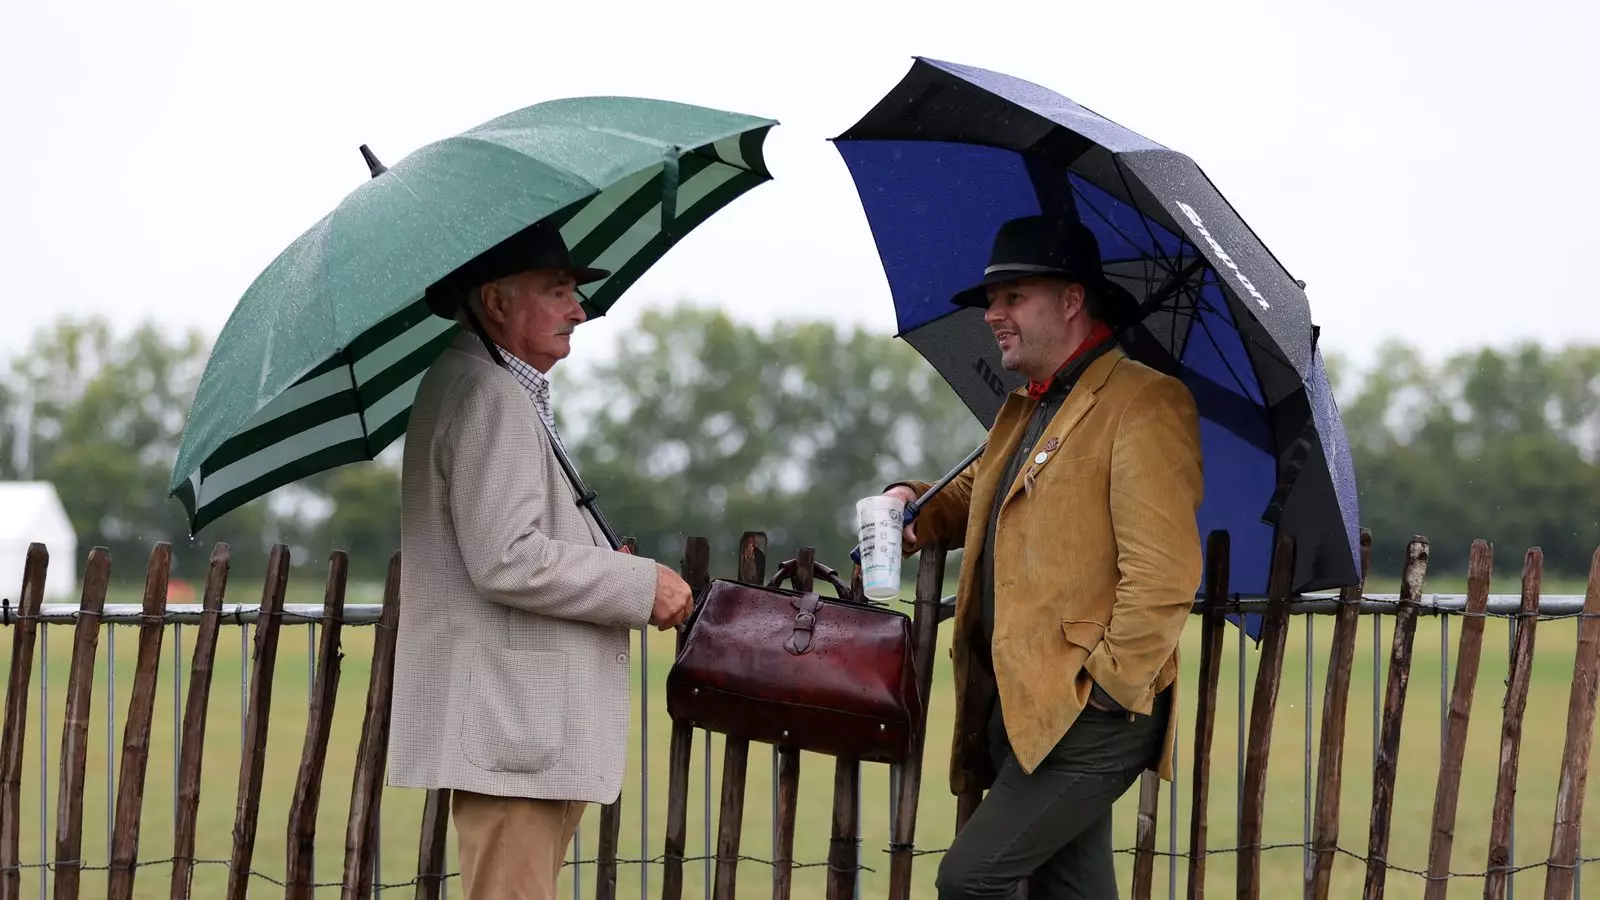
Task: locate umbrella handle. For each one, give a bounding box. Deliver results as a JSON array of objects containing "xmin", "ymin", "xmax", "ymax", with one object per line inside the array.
[{"xmin": 849, "ymin": 440, "xmax": 985, "ymax": 565}]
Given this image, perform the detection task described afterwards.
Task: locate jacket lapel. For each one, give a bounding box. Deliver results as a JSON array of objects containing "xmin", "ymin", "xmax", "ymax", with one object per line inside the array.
[{"xmin": 998, "ymin": 349, "xmax": 1125, "ymax": 509}]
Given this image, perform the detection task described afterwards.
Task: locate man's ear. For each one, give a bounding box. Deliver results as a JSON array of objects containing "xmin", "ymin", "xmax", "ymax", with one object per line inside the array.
[
  {"xmin": 479, "ymin": 280, "xmax": 508, "ymax": 325},
  {"xmin": 1058, "ymin": 281, "xmax": 1087, "ymax": 318}
]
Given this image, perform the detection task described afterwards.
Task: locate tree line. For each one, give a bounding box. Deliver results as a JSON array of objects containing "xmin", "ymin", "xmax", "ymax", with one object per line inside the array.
[{"xmin": 0, "ymin": 310, "xmax": 1595, "ymax": 586}]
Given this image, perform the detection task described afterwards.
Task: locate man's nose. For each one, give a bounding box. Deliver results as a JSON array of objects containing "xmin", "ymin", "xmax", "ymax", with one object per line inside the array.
[{"xmin": 983, "ymin": 304, "xmax": 1004, "ymax": 326}]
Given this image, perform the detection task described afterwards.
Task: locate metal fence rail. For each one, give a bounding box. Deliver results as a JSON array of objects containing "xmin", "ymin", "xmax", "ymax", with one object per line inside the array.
[{"xmin": 1, "ymin": 530, "xmax": 1598, "ymax": 900}]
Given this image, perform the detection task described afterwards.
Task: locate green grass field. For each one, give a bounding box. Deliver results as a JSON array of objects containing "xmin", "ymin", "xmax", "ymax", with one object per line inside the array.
[{"xmin": 3, "ymin": 570, "xmax": 1597, "ymax": 899}]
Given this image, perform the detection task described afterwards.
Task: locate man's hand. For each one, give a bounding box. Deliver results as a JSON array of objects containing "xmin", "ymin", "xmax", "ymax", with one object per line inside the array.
[
  {"xmin": 650, "ymin": 564, "xmax": 693, "ymax": 631},
  {"xmin": 884, "ymin": 485, "xmax": 920, "ymax": 544}
]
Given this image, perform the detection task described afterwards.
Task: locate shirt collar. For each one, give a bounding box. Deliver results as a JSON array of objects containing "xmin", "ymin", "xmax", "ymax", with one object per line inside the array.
[{"xmin": 494, "ymin": 343, "xmax": 550, "ymax": 402}]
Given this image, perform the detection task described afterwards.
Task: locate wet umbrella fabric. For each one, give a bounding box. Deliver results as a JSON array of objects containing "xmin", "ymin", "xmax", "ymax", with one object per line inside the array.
[
  {"xmin": 832, "ymin": 58, "xmax": 1359, "ymax": 607},
  {"xmin": 168, "ymin": 96, "xmax": 775, "ymax": 533}
]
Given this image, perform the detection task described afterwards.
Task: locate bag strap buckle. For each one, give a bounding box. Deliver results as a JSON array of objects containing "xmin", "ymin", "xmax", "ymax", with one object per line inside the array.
[{"xmin": 785, "ymin": 592, "xmax": 823, "ymax": 655}]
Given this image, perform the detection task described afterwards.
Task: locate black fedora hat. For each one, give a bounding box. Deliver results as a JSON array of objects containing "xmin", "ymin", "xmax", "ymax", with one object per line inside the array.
[
  {"xmin": 951, "ymin": 215, "xmax": 1138, "ymax": 324},
  {"xmin": 423, "ymin": 219, "xmax": 609, "ymax": 318}
]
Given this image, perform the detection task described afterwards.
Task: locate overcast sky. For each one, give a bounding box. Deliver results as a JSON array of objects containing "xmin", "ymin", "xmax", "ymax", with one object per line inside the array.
[{"xmin": 3, "ymin": 0, "xmax": 1594, "ymax": 374}]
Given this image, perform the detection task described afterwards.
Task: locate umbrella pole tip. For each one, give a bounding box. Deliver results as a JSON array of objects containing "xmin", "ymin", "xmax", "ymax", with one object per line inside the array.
[{"xmin": 360, "ymin": 144, "xmax": 387, "ymax": 178}]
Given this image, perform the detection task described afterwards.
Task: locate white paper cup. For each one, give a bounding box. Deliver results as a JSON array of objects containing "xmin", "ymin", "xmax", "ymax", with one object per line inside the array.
[{"xmin": 856, "ymin": 495, "xmax": 906, "ymax": 601}]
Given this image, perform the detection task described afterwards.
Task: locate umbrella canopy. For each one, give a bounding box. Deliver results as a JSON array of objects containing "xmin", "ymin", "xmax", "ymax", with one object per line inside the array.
[
  {"xmin": 832, "ymin": 58, "xmax": 1359, "ymax": 599},
  {"xmin": 170, "ymin": 96, "xmax": 776, "ymax": 532}
]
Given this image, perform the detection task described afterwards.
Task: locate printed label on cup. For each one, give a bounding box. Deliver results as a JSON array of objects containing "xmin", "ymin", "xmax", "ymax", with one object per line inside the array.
[{"xmin": 856, "ymin": 496, "xmax": 905, "ymax": 600}]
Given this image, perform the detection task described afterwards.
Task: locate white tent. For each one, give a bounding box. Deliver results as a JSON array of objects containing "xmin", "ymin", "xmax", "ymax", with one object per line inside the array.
[{"xmin": 0, "ymin": 482, "xmax": 78, "ymax": 602}]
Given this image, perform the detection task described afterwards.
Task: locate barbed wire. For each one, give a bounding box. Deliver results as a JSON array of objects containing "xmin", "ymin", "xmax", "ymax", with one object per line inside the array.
[{"xmin": 9, "ymin": 842, "xmax": 1600, "ymax": 887}]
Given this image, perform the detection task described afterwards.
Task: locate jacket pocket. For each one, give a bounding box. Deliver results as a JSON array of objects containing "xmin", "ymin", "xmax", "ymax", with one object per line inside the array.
[
  {"xmin": 1060, "ymin": 619, "xmax": 1106, "ymax": 653},
  {"xmin": 459, "ymin": 647, "xmax": 566, "ymax": 775}
]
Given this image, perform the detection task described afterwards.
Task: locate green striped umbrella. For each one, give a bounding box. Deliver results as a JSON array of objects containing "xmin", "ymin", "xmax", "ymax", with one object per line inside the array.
[{"xmin": 168, "ymin": 96, "xmax": 776, "ymax": 532}]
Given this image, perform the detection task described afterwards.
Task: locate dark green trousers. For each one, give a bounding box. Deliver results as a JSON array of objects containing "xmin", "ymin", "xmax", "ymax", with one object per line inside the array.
[{"xmin": 935, "ymin": 687, "xmax": 1171, "ymax": 899}]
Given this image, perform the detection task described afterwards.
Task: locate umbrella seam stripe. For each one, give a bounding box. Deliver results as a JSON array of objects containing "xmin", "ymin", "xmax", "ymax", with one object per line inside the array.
[
  {"xmin": 200, "ymin": 328, "xmax": 448, "ymax": 476},
  {"xmin": 567, "ymin": 153, "xmax": 723, "ymax": 265},
  {"xmin": 567, "ymin": 169, "xmax": 676, "ymax": 263},
  {"xmin": 356, "ymin": 329, "xmax": 459, "ymax": 409},
  {"xmin": 194, "ymin": 415, "xmax": 368, "ymax": 504},
  {"xmin": 217, "ymin": 367, "xmax": 354, "ymax": 443},
  {"xmin": 577, "ymin": 164, "xmax": 756, "ymax": 307},
  {"xmin": 345, "ymin": 298, "xmax": 435, "ymax": 362},
  {"xmin": 556, "ymin": 168, "xmax": 658, "ymax": 250},
  {"xmin": 363, "ymin": 371, "xmax": 428, "ymax": 443},
  {"xmin": 352, "ymin": 315, "xmax": 457, "ymax": 385},
  {"xmin": 583, "ymin": 170, "xmax": 769, "ymax": 311},
  {"xmin": 587, "ymin": 163, "xmax": 743, "ymax": 271},
  {"xmin": 189, "ymin": 440, "xmax": 373, "ymax": 531},
  {"xmin": 190, "ymin": 368, "xmax": 425, "ymax": 516}
]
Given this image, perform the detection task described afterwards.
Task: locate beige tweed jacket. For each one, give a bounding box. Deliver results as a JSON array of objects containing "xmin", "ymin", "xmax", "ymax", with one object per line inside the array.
[{"xmin": 387, "ymin": 331, "xmax": 658, "ymax": 804}]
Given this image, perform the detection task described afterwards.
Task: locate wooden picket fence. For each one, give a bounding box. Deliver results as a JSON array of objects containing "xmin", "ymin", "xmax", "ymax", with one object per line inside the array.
[{"xmin": 1, "ymin": 527, "xmax": 1598, "ymax": 898}]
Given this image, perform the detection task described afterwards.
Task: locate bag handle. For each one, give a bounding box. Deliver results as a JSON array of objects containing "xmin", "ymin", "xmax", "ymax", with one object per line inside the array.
[
  {"xmin": 767, "ymin": 559, "xmax": 852, "ymax": 656},
  {"xmin": 766, "ymin": 557, "xmax": 852, "ymax": 598}
]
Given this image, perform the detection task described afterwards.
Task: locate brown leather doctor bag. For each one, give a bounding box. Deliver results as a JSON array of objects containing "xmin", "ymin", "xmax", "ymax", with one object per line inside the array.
[{"xmin": 664, "ymin": 557, "xmax": 921, "ymax": 764}]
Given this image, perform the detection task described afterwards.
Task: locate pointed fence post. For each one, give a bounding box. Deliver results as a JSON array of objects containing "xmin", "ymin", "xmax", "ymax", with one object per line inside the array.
[
  {"xmin": 1186, "ymin": 531, "xmax": 1231, "ymax": 900},
  {"xmin": 285, "ymin": 552, "xmax": 349, "ymax": 900},
  {"xmin": 225, "ymin": 544, "xmax": 290, "ymax": 900},
  {"xmin": 1361, "ymin": 536, "xmax": 1429, "ymax": 900},
  {"xmin": 1484, "ymin": 549, "xmax": 1544, "ymax": 900},
  {"xmin": 1421, "ymin": 539, "xmax": 1492, "ymax": 900},
  {"xmin": 1544, "ymin": 546, "xmax": 1600, "ymax": 898},
  {"xmin": 52, "ymin": 547, "xmax": 111, "ymax": 900},
  {"xmin": 170, "ymin": 544, "xmax": 229, "ymax": 900},
  {"xmin": 1237, "ymin": 534, "xmax": 1296, "ymax": 900},
  {"xmin": 0, "ymin": 543, "xmax": 48, "ymax": 900},
  {"xmin": 107, "ymin": 543, "xmax": 171, "ymax": 900},
  {"xmin": 1308, "ymin": 529, "xmax": 1370, "ymax": 900},
  {"xmin": 341, "ymin": 551, "xmax": 401, "ymax": 900}
]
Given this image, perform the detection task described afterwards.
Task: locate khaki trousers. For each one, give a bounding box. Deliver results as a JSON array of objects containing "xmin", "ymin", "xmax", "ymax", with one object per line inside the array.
[{"xmin": 452, "ymin": 789, "xmax": 587, "ymax": 900}]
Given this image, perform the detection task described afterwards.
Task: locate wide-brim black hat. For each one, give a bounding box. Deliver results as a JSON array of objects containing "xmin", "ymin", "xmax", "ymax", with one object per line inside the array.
[
  {"xmin": 423, "ymin": 219, "xmax": 609, "ymax": 318},
  {"xmin": 951, "ymin": 215, "xmax": 1139, "ymax": 326}
]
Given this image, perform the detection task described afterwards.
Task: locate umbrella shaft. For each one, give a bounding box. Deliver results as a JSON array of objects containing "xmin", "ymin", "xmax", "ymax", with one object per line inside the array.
[
  {"xmin": 545, "ymin": 422, "xmax": 623, "ymax": 550},
  {"xmin": 908, "ymin": 440, "xmax": 986, "ymax": 520}
]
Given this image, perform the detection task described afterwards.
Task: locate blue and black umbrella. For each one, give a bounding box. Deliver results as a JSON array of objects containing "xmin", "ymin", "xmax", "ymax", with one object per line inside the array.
[{"xmin": 832, "ymin": 57, "xmax": 1360, "ymax": 605}]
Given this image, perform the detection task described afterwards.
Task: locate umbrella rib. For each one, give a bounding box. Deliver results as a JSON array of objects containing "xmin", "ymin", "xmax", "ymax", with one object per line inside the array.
[
  {"xmin": 1103, "ymin": 158, "xmax": 1304, "ymax": 388},
  {"xmin": 1142, "ymin": 278, "xmax": 1300, "ymax": 387},
  {"xmin": 1110, "ymin": 154, "xmax": 1185, "ymax": 280},
  {"xmin": 343, "ymin": 344, "xmax": 377, "ymax": 459},
  {"xmin": 1070, "ymin": 181, "xmax": 1184, "ymax": 289},
  {"xmin": 1187, "ymin": 287, "xmax": 1270, "ymax": 410},
  {"xmin": 683, "ymin": 143, "xmax": 762, "ymax": 177},
  {"xmin": 1158, "ymin": 254, "xmax": 1195, "ymax": 361}
]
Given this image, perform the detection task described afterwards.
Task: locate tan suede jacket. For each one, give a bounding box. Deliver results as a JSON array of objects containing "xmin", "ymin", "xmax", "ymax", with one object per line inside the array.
[{"xmin": 900, "ymin": 348, "xmax": 1203, "ymax": 792}]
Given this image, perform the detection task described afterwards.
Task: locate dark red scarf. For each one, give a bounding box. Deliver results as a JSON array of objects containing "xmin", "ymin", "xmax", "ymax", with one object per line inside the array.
[{"xmin": 1025, "ymin": 322, "xmax": 1115, "ymax": 399}]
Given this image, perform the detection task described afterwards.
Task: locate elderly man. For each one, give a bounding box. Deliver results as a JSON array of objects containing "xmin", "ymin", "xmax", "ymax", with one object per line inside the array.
[
  {"xmin": 885, "ymin": 215, "xmax": 1204, "ymax": 899},
  {"xmin": 388, "ymin": 220, "xmax": 694, "ymax": 900}
]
